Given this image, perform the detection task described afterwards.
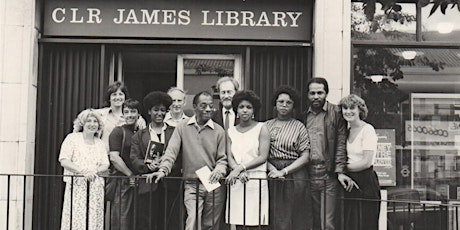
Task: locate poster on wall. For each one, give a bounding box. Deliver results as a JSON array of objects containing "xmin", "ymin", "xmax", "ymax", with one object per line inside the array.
[{"xmin": 374, "ymin": 129, "xmax": 397, "ymax": 186}]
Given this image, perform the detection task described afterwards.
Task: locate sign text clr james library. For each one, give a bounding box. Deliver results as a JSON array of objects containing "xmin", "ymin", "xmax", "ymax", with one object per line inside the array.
[
  {"xmin": 52, "ymin": 8, "xmax": 303, "ymax": 28},
  {"xmin": 43, "ymin": 0, "xmax": 313, "ymax": 41}
]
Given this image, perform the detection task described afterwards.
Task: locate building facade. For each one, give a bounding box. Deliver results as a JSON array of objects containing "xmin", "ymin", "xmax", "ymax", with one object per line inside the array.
[{"xmin": 1, "ymin": 0, "xmax": 459, "ymax": 229}]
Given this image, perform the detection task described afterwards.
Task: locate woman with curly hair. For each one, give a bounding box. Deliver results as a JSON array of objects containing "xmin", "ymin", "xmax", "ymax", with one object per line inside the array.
[
  {"xmin": 59, "ymin": 109, "xmax": 110, "ymax": 230},
  {"xmin": 265, "ymin": 86, "xmax": 312, "ymax": 230},
  {"xmin": 129, "ymin": 91, "xmax": 180, "ymax": 230},
  {"xmin": 225, "ymin": 90, "xmax": 270, "ymax": 229}
]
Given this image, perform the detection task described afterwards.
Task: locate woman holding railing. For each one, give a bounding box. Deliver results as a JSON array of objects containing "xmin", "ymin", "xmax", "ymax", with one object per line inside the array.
[
  {"xmin": 265, "ymin": 86, "xmax": 312, "ymax": 230},
  {"xmin": 225, "ymin": 90, "xmax": 270, "ymax": 229},
  {"xmin": 59, "ymin": 109, "xmax": 110, "ymax": 230},
  {"xmin": 338, "ymin": 94, "xmax": 381, "ymax": 230}
]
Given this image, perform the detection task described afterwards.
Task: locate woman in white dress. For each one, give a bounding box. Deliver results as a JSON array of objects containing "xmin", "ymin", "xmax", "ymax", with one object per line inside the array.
[
  {"xmin": 338, "ymin": 94, "xmax": 381, "ymax": 230},
  {"xmin": 59, "ymin": 109, "xmax": 110, "ymax": 230},
  {"xmin": 225, "ymin": 90, "xmax": 270, "ymax": 229}
]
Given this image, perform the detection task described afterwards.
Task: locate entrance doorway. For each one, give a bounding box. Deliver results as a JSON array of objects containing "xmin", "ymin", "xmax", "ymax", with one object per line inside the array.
[{"xmin": 114, "ymin": 50, "xmax": 242, "ymax": 118}]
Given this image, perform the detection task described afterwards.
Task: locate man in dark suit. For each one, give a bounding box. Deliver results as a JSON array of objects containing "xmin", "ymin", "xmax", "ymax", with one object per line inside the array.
[
  {"xmin": 212, "ymin": 76, "xmax": 240, "ymax": 130},
  {"xmin": 211, "ymin": 77, "xmax": 240, "ymax": 230}
]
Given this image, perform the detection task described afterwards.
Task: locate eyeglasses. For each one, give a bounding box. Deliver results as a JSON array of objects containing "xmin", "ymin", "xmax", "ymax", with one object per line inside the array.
[
  {"xmin": 197, "ymin": 103, "xmax": 215, "ymax": 110},
  {"xmin": 276, "ymin": 100, "xmax": 294, "ymax": 105}
]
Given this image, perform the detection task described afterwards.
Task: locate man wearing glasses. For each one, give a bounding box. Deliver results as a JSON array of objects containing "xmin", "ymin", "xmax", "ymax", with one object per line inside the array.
[{"xmin": 146, "ymin": 91, "xmax": 227, "ymax": 230}]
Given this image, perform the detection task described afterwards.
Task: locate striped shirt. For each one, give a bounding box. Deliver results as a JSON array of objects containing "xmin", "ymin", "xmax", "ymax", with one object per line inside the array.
[{"xmin": 265, "ymin": 118, "xmax": 311, "ymax": 160}]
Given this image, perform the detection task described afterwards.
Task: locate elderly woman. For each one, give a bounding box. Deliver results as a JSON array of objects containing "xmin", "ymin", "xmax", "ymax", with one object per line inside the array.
[
  {"xmin": 225, "ymin": 90, "xmax": 270, "ymax": 229},
  {"xmin": 265, "ymin": 86, "xmax": 312, "ymax": 230},
  {"xmin": 338, "ymin": 94, "xmax": 381, "ymax": 230},
  {"xmin": 59, "ymin": 109, "xmax": 110, "ymax": 230}
]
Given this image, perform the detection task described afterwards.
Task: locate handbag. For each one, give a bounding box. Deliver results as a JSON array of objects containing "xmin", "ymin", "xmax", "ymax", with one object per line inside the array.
[{"xmin": 105, "ymin": 128, "xmax": 125, "ymax": 201}]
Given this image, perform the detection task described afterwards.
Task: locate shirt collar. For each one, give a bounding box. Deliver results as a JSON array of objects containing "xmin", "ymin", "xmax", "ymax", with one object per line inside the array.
[
  {"xmin": 164, "ymin": 112, "xmax": 188, "ymax": 121},
  {"xmin": 187, "ymin": 115, "xmax": 215, "ymax": 129},
  {"xmin": 148, "ymin": 122, "xmax": 168, "ymax": 132},
  {"xmin": 223, "ymin": 108, "xmax": 234, "ymax": 115},
  {"xmin": 307, "ymin": 101, "xmax": 328, "ymax": 114}
]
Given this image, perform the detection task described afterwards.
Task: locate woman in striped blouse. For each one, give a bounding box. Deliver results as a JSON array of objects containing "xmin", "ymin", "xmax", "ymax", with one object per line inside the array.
[{"xmin": 265, "ymin": 86, "xmax": 312, "ymax": 230}]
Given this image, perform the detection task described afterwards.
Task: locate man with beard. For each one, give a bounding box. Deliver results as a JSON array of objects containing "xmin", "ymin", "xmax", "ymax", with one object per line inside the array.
[
  {"xmin": 304, "ymin": 77, "xmax": 348, "ymax": 230},
  {"xmin": 146, "ymin": 91, "xmax": 227, "ymax": 230},
  {"xmin": 212, "ymin": 77, "xmax": 240, "ymax": 130}
]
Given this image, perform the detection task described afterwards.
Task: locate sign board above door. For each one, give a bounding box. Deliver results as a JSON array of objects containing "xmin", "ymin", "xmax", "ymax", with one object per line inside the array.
[{"xmin": 43, "ymin": 0, "xmax": 312, "ymax": 41}]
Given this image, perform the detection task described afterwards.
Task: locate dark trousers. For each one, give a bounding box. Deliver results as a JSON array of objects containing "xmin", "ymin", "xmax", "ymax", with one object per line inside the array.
[
  {"xmin": 268, "ymin": 159, "xmax": 312, "ymax": 230},
  {"xmin": 135, "ymin": 188, "xmax": 163, "ymax": 230},
  {"xmin": 110, "ymin": 178, "xmax": 133, "ymax": 230}
]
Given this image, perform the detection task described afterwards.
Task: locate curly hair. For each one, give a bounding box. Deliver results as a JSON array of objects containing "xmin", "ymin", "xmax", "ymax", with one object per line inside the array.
[
  {"xmin": 271, "ymin": 85, "xmax": 300, "ymax": 108},
  {"xmin": 232, "ymin": 90, "xmax": 261, "ymax": 116},
  {"xmin": 73, "ymin": 109, "xmax": 103, "ymax": 134},
  {"xmin": 104, "ymin": 81, "xmax": 129, "ymax": 106},
  {"xmin": 143, "ymin": 91, "xmax": 172, "ymax": 111},
  {"xmin": 339, "ymin": 94, "xmax": 368, "ymax": 120}
]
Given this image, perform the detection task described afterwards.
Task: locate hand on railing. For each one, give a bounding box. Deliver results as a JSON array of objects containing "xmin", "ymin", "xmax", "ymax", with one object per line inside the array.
[
  {"xmin": 145, "ymin": 170, "xmax": 166, "ymax": 184},
  {"xmin": 225, "ymin": 165, "xmax": 245, "ymax": 185},
  {"xmin": 268, "ymin": 169, "xmax": 285, "ymax": 179},
  {"xmin": 209, "ymin": 170, "xmax": 223, "ymax": 184},
  {"xmin": 82, "ymin": 169, "xmax": 98, "ymax": 182}
]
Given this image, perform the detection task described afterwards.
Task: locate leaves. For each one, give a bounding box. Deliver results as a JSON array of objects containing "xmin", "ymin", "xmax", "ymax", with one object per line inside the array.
[
  {"xmin": 364, "ymin": 0, "xmax": 377, "ymax": 21},
  {"xmin": 418, "ymin": 0, "xmax": 431, "ymax": 7},
  {"xmin": 361, "ymin": 0, "xmax": 460, "ymax": 19}
]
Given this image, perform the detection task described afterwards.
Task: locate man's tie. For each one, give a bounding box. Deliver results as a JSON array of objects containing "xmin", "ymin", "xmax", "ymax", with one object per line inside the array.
[{"xmin": 224, "ymin": 110, "xmax": 230, "ymax": 131}]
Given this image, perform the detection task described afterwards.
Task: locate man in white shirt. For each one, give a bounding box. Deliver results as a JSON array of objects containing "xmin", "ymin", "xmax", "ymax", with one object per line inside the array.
[
  {"xmin": 164, "ymin": 87, "xmax": 189, "ymax": 127},
  {"xmin": 211, "ymin": 77, "xmax": 240, "ymax": 130}
]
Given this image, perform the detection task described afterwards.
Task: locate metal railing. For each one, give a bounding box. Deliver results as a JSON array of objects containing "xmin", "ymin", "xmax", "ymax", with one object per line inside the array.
[{"xmin": 1, "ymin": 173, "xmax": 459, "ymax": 230}]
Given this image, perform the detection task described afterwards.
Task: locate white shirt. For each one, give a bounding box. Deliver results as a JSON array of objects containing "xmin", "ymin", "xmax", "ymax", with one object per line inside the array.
[
  {"xmin": 164, "ymin": 112, "xmax": 189, "ymax": 127},
  {"xmin": 148, "ymin": 123, "xmax": 168, "ymax": 143},
  {"xmin": 347, "ymin": 123, "xmax": 378, "ymax": 164}
]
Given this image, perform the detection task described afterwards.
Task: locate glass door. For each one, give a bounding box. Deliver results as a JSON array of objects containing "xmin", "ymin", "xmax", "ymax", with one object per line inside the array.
[
  {"xmin": 177, "ymin": 54, "xmax": 242, "ymax": 115},
  {"xmin": 410, "ymin": 93, "xmax": 460, "ymax": 201}
]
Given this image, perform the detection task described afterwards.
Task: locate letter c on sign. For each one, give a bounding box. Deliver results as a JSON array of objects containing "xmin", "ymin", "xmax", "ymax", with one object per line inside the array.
[{"xmin": 52, "ymin": 8, "xmax": 65, "ymax": 23}]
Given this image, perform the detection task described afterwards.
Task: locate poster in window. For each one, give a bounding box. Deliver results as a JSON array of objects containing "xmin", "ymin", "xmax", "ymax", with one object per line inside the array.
[{"xmin": 374, "ymin": 129, "xmax": 396, "ymax": 186}]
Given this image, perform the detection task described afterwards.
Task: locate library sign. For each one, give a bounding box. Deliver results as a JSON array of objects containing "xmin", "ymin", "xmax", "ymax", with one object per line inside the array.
[{"xmin": 43, "ymin": 0, "xmax": 313, "ymax": 41}]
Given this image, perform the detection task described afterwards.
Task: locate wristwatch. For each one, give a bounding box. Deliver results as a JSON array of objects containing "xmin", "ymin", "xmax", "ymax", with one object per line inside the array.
[{"xmin": 158, "ymin": 168, "xmax": 166, "ymax": 175}]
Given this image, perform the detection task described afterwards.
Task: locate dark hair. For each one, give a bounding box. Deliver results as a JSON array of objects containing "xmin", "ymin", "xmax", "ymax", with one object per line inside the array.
[
  {"xmin": 272, "ymin": 85, "xmax": 300, "ymax": 108},
  {"xmin": 105, "ymin": 81, "xmax": 129, "ymax": 106},
  {"xmin": 339, "ymin": 94, "xmax": 368, "ymax": 119},
  {"xmin": 232, "ymin": 90, "xmax": 261, "ymax": 116},
  {"xmin": 193, "ymin": 91, "xmax": 213, "ymax": 106},
  {"xmin": 143, "ymin": 91, "xmax": 172, "ymax": 111},
  {"xmin": 122, "ymin": 99, "xmax": 141, "ymax": 112},
  {"xmin": 306, "ymin": 77, "xmax": 329, "ymax": 94}
]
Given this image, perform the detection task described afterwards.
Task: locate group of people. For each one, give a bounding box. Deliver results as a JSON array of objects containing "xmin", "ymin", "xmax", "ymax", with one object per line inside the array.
[{"xmin": 58, "ymin": 76, "xmax": 382, "ymax": 230}]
